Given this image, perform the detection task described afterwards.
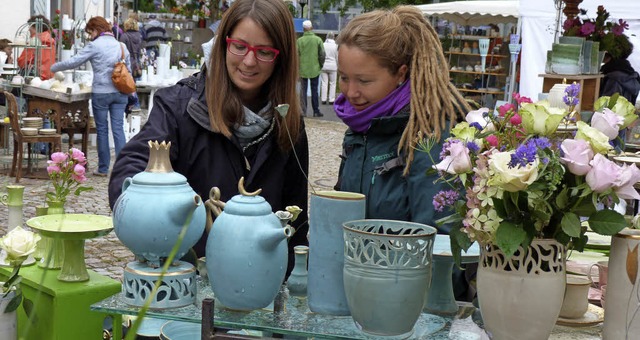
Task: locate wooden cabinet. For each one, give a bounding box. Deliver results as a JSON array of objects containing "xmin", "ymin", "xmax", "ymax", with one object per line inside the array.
[
  {"xmin": 539, "ymin": 73, "xmax": 604, "ymax": 112},
  {"xmin": 446, "ymin": 35, "xmax": 509, "ymax": 107}
]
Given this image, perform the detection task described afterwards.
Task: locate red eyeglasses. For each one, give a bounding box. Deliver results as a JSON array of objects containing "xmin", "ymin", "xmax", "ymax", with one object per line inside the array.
[{"xmin": 226, "ymin": 37, "xmax": 280, "ymax": 63}]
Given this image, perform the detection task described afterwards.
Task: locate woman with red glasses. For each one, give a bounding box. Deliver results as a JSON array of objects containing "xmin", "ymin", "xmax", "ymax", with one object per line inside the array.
[{"xmin": 109, "ymin": 0, "xmax": 308, "ymax": 277}]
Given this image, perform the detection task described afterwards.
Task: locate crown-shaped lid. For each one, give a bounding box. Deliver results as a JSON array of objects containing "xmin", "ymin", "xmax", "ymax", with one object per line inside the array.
[{"xmin": 131, "ymin": 141, "xmax": 187, "ymax": 185}]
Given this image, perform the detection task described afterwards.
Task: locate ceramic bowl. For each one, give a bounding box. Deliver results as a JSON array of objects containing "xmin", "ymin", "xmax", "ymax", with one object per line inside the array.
[
  {"xmin": 160, "ymin": 321, "xmax": 200, "ymax": 340},
  {"xmin": 38, "ymin": 128, "xmax": 56, "ymax": 135},
  {"xmin": 21, "ymin": 128, "xmax": 38, "ymax": 136}
]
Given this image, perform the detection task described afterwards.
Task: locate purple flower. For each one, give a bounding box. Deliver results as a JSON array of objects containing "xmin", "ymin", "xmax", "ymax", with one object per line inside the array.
[
  {"xmin": 466, "ymin": 141, "xmax": 480, "ymax": 153},
  {"xmin": 532, "ymin": 137, "xmax": 551, "ymax": 149},
  {"xmin": 470, "ymin": 122, "xmax": 483, "ymax": 131},
  {"xmin": 433, "ymin": 190, "xmax": 460, "ymax": 212},
  {"xmin": 440, "ymin": 139, "xmax": 460, "ymax": 160},
  {"xmin": 509, "ymin": 140, "xmax": 539, "ymax": 168},
  {"xmin": 613, "ymin": 20, "xmax": 628, "ymax": 36},
  {"xmin": 580, "ymin": 22, "xmax": 596, "ymax": 36},
  {"xmin": 563, "ymin": 83, "xmax": 581, "ymax": 107}
]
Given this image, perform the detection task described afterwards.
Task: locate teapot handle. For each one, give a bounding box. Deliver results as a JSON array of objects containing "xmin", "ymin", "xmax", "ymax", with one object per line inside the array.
[{"xmin": 204, "ymin": 187, "xmax": 226, "ymax": 232}]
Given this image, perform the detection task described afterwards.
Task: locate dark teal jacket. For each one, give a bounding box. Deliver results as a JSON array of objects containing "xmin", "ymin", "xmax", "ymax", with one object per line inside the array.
[{"xmin": 335, "ymin": 107, "xmax": 451, "ymax": 233}]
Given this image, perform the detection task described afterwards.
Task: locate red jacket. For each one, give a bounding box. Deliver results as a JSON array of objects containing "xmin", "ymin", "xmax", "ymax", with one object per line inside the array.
[{"xmin": 17, "ymin": 31, "xmax": 56, "ymax": 80}]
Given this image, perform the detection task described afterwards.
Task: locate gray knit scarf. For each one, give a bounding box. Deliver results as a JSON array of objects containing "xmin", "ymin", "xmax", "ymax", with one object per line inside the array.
[{"xmin": 233, "ymin": 104, "xmax": 274, "ymax": 150}]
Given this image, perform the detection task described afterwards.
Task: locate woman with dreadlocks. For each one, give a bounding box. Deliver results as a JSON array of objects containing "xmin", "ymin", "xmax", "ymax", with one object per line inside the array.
[{"xmin": 334, "ymin": 5, "xmax": 470, "ymax": 231}]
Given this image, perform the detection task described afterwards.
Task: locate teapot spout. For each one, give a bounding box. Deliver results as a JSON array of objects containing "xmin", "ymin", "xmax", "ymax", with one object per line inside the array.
[
  {"xmin": 260, "ymin": 225, "xmax": 294, "ymax": 251},
  {"xmin": 171, "ymin": 194, "xmax": 203, "ymax": 226}
]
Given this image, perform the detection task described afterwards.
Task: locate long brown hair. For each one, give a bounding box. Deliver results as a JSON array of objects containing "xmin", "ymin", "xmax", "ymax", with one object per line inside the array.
[
  {"xmin": 206, "ymin": 0, "xmax": 300, "ymax": 152},
  {"xmin": 338, "ymin": 6, "xmax": 470, "ymax": 174}
]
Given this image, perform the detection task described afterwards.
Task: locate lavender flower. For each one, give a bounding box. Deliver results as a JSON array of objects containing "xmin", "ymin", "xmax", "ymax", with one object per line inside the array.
[
  {"xmin": 433, "ymin": 190, "xmax": 460, "ymax": 212},
  {"xmin": 563, "ymin": 83, "xmax": 581, "ymax": 107},
  {"xmin": 470, "ymin": 122, "xmax": 483, "ymax": 131},
  {"xmin": 466, "ymin": 141, "xmax": 480, "ymax": 153},
  {"xmin": 440, "ymin": 139, "xmax": 461, "ymax": 160},
  {"xmin": 509, "ymin": 140, "xmax": 538, "ymax": 168}
]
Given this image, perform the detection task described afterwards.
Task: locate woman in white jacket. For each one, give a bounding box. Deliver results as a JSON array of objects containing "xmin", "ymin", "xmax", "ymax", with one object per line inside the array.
[{"xmin": 321, "ymin": 32, "xmax": 338, "ymax": 104}]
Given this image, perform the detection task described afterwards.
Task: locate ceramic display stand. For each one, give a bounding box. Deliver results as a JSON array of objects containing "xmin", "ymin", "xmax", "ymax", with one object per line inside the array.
[
  {"xmin": 424, "ymin": 235, "xmax": 480, "ymax": 315},
  {"xmin": 122, "ymin": 261, "xmax": 197, "ymax": 309},
  {"xmin": 26, "ymin": 214, "xmax": 113, "ymax": 282}
]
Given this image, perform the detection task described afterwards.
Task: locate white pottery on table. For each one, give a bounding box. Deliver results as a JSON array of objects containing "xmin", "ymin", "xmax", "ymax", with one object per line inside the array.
[
  {"xmin": 603, "ymin": 228, "xmax": 640, "ymax": 339},
  {"xmin": 559, "ymin": 275, "xmax": 592, "ymax": 319},
  {"xmin": 0, "ymin": 288, "xmax": 17, "ymax": 340},
  {"xmin": 477, "ymin": 239, "xmax": 566, "ymax": 340}
]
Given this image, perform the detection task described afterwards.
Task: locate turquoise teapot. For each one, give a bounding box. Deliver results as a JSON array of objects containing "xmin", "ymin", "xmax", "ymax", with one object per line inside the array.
[
  {"xmin": 205, "ymin": 178, "xmax": 294, "ymax": 311},
  {"xmin": 113, "ymin": 141, "xmax": 206, "ymax": 267}
]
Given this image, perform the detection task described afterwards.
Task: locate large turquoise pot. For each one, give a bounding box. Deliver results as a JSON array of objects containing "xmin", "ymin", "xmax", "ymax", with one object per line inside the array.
[
  {"xmin": 307, "ymin": 191, "xmax": 365, "ymax": 316},
  {"xmin": 113, "ymin": 141, "xmax": 206, "ymax": 267},
  {"xmin": 343, "ymin": 219, "xmax": 436, "ymax": 338},
  {"xmin": 206, "ymin": 179, "xmax": 293, "ymax": 311}
]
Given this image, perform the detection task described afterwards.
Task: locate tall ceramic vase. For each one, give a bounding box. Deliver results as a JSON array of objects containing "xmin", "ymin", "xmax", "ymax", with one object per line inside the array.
[
  {"xmin": 38, "ymin": 199, "xmax": 66, "ymax": 269},
  {"xmin": 342, "ymin": 219, "xmax": 436, "ymax": 338},
  {"xmin": 603, "ymin": 229, "xmax": 640, "ymax": 339},
  {"xmin": 477, "ymin": 239, "xmax": 566, "ymax": 340},
  {"xmin": 0, "ymin": 288, "xmax": 17, "ymax": 340},
  {"xmin": 1, "ymin": 186, "xmax": 25, "ymax": 266},
  {"xmin": 307, "ymin": 191, "xmax": 365, "ymax": 316},
  {"xmin": 286, "ymin": 245, "xmax": 308, "ymax": 296}
]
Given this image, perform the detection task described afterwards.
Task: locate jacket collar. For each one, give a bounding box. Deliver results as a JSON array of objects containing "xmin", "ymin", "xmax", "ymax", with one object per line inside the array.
[{"xmin": 186, "ymin": 67, "xmax": 213, "ymax": 132}]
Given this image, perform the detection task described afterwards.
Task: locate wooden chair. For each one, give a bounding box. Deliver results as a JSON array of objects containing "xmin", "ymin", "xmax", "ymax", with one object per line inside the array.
[{"xmin": 4, "ymin": 91, "xmax": 62, "ymax": 182}]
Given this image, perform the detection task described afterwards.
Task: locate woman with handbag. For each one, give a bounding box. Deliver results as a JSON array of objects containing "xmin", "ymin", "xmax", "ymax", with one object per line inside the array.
[{"xmin": 50, "ymin": 16, "xmax": 131, "ymax": 177}]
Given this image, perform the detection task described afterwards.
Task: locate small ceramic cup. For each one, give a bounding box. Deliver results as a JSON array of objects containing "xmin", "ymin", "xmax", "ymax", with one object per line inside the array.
[
  {"xmin": 560, "ymin": 275, "xmax": 592, "ymax": 319},
  {"xmin": 587, "ymin": 260, "xmax": 608, "ymax": 288}
]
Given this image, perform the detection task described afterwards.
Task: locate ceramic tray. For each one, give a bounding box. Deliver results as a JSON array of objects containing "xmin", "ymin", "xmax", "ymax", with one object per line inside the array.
[
  {"xmin": 556, "ymin": 304, "xmax": 604, "ymax": 327},
  {"xmin": 585, "ymin": 232, "xmax": 612, "ymax": 250}
]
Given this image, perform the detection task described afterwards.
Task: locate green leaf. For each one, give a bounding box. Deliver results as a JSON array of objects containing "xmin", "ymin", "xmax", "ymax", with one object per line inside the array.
[
  {"xmin": 573, "ymin": 199, "xmax": 597, "ymax": 217},
  {"xmin": 555, "ymin": 188, "xmax": 569, "ymax": 209},
  {"xmin": 588, "ymin": 210, "xmax": 627, "ymax": 235},
  {"xmin": 22, "ymin": 297, "xmax": 37, "ymax": 324},
  {"xmin": 561, "ymin": 212, "xmax": 582, "ymax": 237},
  {"xmin": 572, "ymin": 233, "xmax": 588, "ymax": 252},
  {"xmin": 493, "ymin": 198, "xmax": 507, "ymax": 219},
  {"xmin": 450, "ymin": 226, "xmax": 472, "ymax": 268},
  {"xmin": 74, "ymin": 186, "xmax": 93, "ymax": 196},
  {"xmin": 3, "ymin": 289, "xmax": 22, "ymax": 313},
  {"xmin": 496, "ymin": 222, "xmax": 527, "ymax": 258}
]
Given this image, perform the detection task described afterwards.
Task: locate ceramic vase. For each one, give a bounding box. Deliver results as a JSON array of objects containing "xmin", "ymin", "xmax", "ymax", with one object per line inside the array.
[
  {"xmin": 0, "ymin": 288, "xmax": 17, "ymax": 340},
  {"xmin": 287, "ymin": 245, "xmax": 308, "ymax": 296},
  {"xmin": 38, "ymin": 199, "xmax": 66, "ymax": 269},
  {"xmin": 603, "ymin": 228, "xmax": 640, "ymax": 339},
  {"xmin": 343, "ymin": 219, "xmax": 436, "ymax": 338},
  {"xmin": 1, "ymin": 185, "xmax": 24, "ymax": 230},
  {"xmin": 60, "ymin": 49, "xmax": 73, "ymax": 62},
  {"xmin": 477, "ymin": 239, "xmax": 566, "ymax": 340},
  {"xmin": 307, "ymin": 191, "xmax": 366, "ymax": 316},
  {"xmin": 32, "ymin": 206, "xmax": 49, "ymax": 260}
]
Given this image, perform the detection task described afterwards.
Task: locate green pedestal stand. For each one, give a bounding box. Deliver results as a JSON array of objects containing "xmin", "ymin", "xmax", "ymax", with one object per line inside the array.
[{"xmin": 0, "ymin": 265, "xmax": 121, "ymax": 340}]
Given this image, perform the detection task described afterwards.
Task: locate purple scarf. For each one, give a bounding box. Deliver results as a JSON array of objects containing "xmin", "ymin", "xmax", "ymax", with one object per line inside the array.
[{"xmin": 334, "ymin": 81, "xmax": 411, "ymax": 133}]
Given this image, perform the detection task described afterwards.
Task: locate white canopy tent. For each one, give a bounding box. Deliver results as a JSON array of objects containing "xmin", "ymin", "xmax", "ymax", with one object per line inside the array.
[{"xmin": 416, "ymin": 1, "xmax": 519, "ymax": 26}]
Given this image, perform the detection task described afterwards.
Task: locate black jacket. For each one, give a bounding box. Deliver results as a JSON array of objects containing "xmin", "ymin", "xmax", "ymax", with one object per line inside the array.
[
  {"xmin": 119, "ymin": 30, "xmax": 143, "ymax": 75},
  {"xmin": 108, "ymin": 71, "xmax": 310, "ymax": 270},
  {"xmin": 600, "ymin": 59, "xmax": 640, "ymax": 104}
]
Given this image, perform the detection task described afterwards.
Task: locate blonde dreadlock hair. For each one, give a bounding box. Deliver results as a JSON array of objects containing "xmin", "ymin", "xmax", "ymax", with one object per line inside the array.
[{"xmin": 337, "ymin": 6, "xmax": 470, "ymax": 175}]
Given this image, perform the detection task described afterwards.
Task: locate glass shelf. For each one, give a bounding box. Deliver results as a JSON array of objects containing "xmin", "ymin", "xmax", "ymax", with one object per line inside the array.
[{"xmin": 92, "ymin": 278, "xmax": 453, "ymax": 339}]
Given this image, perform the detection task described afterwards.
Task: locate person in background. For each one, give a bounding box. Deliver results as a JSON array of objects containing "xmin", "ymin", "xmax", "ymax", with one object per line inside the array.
[
  {"xmin": 108, "ymin": 0, "xmax": 309, "ymax": 276},
  {"xmin": 333, "ymin": 6, "xmax": 472, "ymax": 299},
  {"xmin": 120, "ymin": 18, "xmax": 143, "ymax": 113},
  {"xmin": 51, "ymin": 16, "xmax": 131, "ymax": 177},
  {"xmin": 17, "ymin": 15, "xmax": 56, "ymax": 80},
  {"xmin": 143, "ymin": 14, "xmax": 168, "ymax": 59},
  {"xmin": 0, "ymin": 39, "xmax": 13, "ymax": 67},
  {"xmin": 600, "ymin": 43, "xmax": 640, "ymax": 105},
  {"xmin": 297, "ymin": 20, "xmax": 325, "ymax": 117},
  {"xmin": 320, "ymin": 32, "xmax": 338, "ymax": 105}
]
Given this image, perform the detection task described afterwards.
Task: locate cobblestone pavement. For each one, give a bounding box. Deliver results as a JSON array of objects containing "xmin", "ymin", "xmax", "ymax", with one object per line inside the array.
[{"xmin": 0, "ymin": 115, "xmax": 346, "ymax": 281}]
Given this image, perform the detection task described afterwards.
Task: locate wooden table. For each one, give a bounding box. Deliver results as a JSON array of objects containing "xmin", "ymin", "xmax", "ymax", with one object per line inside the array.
[
  {"xmin": 22, "ymin": 86, "xmax": 94, "ymax": 156},
  {"xmin": 539, "ymin": 73, "xmax": 604, "ymax": 112}
]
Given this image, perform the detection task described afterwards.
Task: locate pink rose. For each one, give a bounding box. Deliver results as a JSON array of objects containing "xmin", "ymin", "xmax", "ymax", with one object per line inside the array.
[
  {"xmin": 72, "ymin": 174, "xmax": 87, "ymax": 184},
  {"xmin": 434, "ymin": 142, "xmax": 472, "ymax": 174},
  {"xmin": 591, "ymin": 108, "xmax": 623, "ymax": 140},
  {"xmin": 614, "ymin": 164, "xmax": 640, "ymax": 200},
  {"xmin": 486, "ymin": 135, "xmax": 499, "ymax": 147},
  {"xmin": 510, "ymin": 113, "xmax": 522, "ymax": 126},
  {"xmin": 47, "ymin": 165, "xmax": 61, "ymax": 174},
  {"xmin": 73, "ymin": 164, "xmax": 86, "ymax": 176},
  {"xmin": 586, "ymin": 154, "xmax": 619, "ymax": 193},
  {"xmin": 50, "ymin": 152, "xmax": 68, "ymax": 164},
  {"xmin": 498, "ymin": 103, "xmax": 515, "ymax": 117},
  {"xmin": 70, "ymin": 148, "xmax": 87, "ymax": 165},
  {"xmin": 560, "ymin": 139, "xmax": 594, "ymax": 176}
]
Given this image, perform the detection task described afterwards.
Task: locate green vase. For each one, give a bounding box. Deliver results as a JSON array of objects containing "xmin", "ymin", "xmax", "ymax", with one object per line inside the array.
[
  {"xmin": 37, "ymin": 200, "xmax": 66, "ymax": 269},
  {"xmin": 32, "ymin": 206, "xmax": 49, "ymax": 260}
]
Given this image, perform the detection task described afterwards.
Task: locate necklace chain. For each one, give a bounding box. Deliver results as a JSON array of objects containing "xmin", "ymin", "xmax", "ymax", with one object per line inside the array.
[{"xmin": 242, "ymin": 117, "xmax": 276, "ymax": 153}]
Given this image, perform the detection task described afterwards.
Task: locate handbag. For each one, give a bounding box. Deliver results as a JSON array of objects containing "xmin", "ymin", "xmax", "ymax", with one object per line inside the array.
[{"xmin": 112, "ymin": 43, "xmax": 136, "ymax": 94}]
